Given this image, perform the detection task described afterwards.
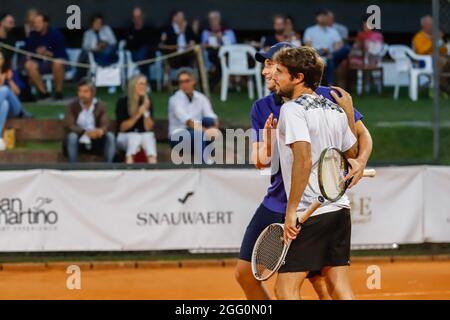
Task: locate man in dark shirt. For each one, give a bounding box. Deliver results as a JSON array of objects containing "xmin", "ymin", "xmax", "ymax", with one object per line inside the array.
[
  {"xmin": 0, "ymin": 13, "xmax": 17, "ymax": 70},
  {"xmin": 126, "ymin": 7, "xmax": 158, "ymax": 75},
  {"xmin": 24, "ymin": 14, "xmax": 67, "ymax": 100},
  {"xmin": 160, "ymin": 10, "xmax": 196, "ymax": 70},
  {"xmin": 263, "ymin": 14, "xmax": 287, "ymax": 49}
]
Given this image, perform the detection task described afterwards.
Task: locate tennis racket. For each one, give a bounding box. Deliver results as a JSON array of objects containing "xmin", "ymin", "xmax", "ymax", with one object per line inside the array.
[
  {"xmin": 318, "ymin": 147, "xmax": 376, "ymax": 202},
  {"xmin": 251, "ymin": 147, "xmax": 376, "ymax": 281},
  {"xmin": 251, "ymin": 196, "xmax": 324, "ymax": 281}
]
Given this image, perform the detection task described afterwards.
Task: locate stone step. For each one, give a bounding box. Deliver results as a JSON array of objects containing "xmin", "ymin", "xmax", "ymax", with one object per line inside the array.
[
  {"xmin": 0, "ymin": 146, "xmax": 173, "ymax": 164},
  {"xmin": 5, "ymin": 119, "xmax": 169, "ymax": 142}
]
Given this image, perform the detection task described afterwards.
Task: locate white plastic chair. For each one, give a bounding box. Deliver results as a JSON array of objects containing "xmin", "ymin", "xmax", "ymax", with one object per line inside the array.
[
  {"xmin": 388, "ymin": 45, "xmax": 433, "ymax": 101},
  {"xmin": 88, "ymin": 42, "xmax": 125, "ymax": 92},
  {"xmin": 218, "ymin": 44, "xmax": 262, "ymax": 102}
]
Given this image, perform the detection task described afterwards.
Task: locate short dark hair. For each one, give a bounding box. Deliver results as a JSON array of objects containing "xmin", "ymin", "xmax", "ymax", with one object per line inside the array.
[
  {"xmin": 315, "ymin": 8, "xmax": 329, "ymax": 16},
  {"xmin": 90, "ymin": 13, "xmax": 104, "ymax": 25},
  {"xmin": 170, "ymin": 10, "xmax": 183, "ymax": 20},
  {"xmin": 36, "ymin": 13, "xmax": 50, "ymax": 23},
  {"xmin": 273, "ymin": 14, "xmax": 286, "ymax": 22},
  {"xmin": 273, "ymin": 46, "xmax": 324, "ymax": 91},
  {"xmin": 0, "ymin": 13, "xmax": 12, "ymax": 23},
  {"xmin": 77, "ymin": 77, "xmax": 96, "ymax": 92},
  {"xmin": 176, "ymin": 67, "xmax": 196, "ymax": 81}
]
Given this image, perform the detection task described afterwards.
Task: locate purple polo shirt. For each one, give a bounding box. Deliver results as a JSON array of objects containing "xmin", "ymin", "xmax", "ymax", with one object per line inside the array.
[{"xmin": 250, "ymin": 86, "xmax": 364, "ymax": 214}]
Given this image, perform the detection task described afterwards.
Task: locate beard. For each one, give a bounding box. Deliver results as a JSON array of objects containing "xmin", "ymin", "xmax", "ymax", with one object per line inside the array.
[{"xmin": 276, "ymin": 84, "xmax": 294, "ymax": 100}]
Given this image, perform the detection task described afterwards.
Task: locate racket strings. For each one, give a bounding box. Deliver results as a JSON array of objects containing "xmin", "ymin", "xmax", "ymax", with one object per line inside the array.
[
  {"xmin": 321, "ymin": 150, "xmax": 346, "ymax": 200},
  {"xmin": 254, "ymin": 224, "xmax": 285, "ymax": 279}
]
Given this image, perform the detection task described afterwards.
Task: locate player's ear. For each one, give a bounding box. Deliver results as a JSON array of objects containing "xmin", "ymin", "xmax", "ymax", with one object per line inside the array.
[{"xmin": 294, "ymin": 73, "xmax": 304, "ymax": 85}]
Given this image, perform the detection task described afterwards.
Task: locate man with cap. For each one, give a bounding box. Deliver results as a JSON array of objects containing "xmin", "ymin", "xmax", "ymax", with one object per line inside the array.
[{"xmin": 234, "ymin": 42, "xmax": 373, "ymax": 300}]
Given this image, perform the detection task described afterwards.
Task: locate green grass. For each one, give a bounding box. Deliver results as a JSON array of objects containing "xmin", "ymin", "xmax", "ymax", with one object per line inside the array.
[{"xmin": 22, "ymin": 84, "xmax": 450, "ymax": 164}]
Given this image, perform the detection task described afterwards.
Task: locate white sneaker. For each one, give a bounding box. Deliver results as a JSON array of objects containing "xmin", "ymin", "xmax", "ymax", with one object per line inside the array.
[{"xmin": 0, "ymin": 138, "xmax": 5, "ymax": 151}]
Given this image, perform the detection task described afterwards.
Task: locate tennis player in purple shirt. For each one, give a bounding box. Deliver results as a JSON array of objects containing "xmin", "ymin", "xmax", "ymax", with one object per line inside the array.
[{"xmin": 235, "ymin": 42, "xmax": 373, "ymax": 300}]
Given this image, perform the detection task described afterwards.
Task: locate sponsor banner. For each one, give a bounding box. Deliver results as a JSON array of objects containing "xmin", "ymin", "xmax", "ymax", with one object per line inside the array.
[
  {"xmin": 0, "ymin": 169, "xmax": 269, "ymax": 251},
  {"xmin": 424, "ymin": 167, "xmax": 450, "ymax": 242},
  {"xmin": 0, "ymin": 166, "xmax": 446, "ymax": 252},
  {"xmin": 349, "ymin": 166, "xmax": 424, "ymax": 245}
]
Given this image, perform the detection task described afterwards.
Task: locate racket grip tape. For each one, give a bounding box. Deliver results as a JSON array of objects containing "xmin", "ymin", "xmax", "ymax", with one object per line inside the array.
[{"xmin": 296, "ymin": 196, "xmax": 325, "ymax": 227}]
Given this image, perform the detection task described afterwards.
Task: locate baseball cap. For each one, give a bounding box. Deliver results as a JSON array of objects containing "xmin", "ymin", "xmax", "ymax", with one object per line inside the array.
[{"xmin": 254, "ymin": 42, "xmax": 295, "ymax": 63}]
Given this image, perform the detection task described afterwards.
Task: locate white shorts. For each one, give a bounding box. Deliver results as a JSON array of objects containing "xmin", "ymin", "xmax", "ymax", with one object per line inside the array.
[{"xmin": 117, "ymin": 132, "xmax": 157, "ymax": 157}]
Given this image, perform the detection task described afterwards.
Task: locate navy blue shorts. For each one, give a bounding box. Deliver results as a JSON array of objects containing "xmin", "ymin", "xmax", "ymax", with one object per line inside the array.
[{"xmin": 239, "ymin": 204, "xmax": 285, "ymax": 262}]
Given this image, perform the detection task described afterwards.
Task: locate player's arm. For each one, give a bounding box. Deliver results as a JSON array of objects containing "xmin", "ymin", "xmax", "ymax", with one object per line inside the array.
[
  {"xmin": 346, "ymin": 121, "xmax": 373, "ymax": 188},
  {"xmin": 284, "ymin": 141, "xmax": 312, "ymax": 243},
  {"xmin": 330, "ymin": 87, "xmax": 373, "ymax": 187}
]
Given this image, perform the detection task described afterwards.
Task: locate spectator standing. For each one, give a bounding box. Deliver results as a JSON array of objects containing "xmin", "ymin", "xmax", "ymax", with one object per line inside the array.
[
  {"xmin": 125, "ymin": 7, "xmax": 159, "ymax": 75},
  {"xmin": 0, "ymin": 13, "xmax": 17, "ymax": 70},
  {"xmin": 263, "ymin": 14, "xmax": 287, "ymax": 49},
  {"xmin": 201, "ymin": 10, "xmax": 237, "ymax": 86},
  {"xmin": 24, "ymin": 8, "xmax": 39, "ymax": 38},
  {"xmin": 327, "ymin": 11, "xmax": 349, "ymax": 42},
  {"xmin": 82, "ymin": 13, "xmax": 118, "ymax": 67},
  {"xmin": 303, "ymin": 9, "xmax": 349, "ymax": 85},
  {"xmin": 284, "ymin": 16, "xmax": 301, "ymax": 47},
  {"xmin": 24, "ymin": 14, "xmax": 67, "ymax": 100},
  {"xmin": 116, "ymin": 75, "xmax": 157, "ymax": 164},
  {"xmin": 63, "ymin": 78, "xmax": 115, "ymax": 163},
  {"xmin": 191, "ymin": 17, "xmax": 202, "ymax": 44},
  {"xmin": 160, "ymin": 10, "xmax": 197, "ymax": 70},
  {"xmin": 168, "ymin": 68, "xmax": 219, "ymax": 164}
]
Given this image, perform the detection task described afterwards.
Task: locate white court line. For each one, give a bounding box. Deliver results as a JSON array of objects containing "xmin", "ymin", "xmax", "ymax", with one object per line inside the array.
[
  {"xmin": 356, "ymin": 290, "xmax": 450, "ymax": 298},
  {"xmin": 205, "ymin": 291, "xmax": 450, "ymax": 300}
]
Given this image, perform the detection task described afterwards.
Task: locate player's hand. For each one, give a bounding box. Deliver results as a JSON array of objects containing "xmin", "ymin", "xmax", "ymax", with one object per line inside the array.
[
  {"xmin": 262, "ymin": 113, "xmax": 277, "ymax": 144},
  {"xmin": 345, "ymin": 158, "xmax": 367, "ymax": 188},
  {"xmin": 330, "ymin": 86, "xmax": 355, "ymax": 117},
  {"xmin": 283, "ymin": 212, "xmax": 300, "ymax": 244}
]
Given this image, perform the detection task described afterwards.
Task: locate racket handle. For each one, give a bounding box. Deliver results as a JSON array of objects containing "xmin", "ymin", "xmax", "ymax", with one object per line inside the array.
[
  {"xmin": 363, "ymin": 168, "xmax": 376, "ymax": 177},
  {"xmin": 296, "ymin": 196, "xmax": 325, "ymax": 227}
]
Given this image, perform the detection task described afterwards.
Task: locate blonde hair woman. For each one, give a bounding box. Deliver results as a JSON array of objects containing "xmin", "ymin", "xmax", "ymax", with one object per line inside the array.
[{"xmin": 116, "ymin": 75, "xmax": 157, "ymax": 164}]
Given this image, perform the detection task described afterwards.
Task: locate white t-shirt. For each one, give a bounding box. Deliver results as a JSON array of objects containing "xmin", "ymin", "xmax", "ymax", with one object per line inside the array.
[
  {"xmin": 168, "ymin": 90, "xmax": 218, "ymax": 137},
  {"xmin": 277, "ymin": 94, "xmax": 357, "ymax": 216},
  {"xmin": 303, "ymin": 25, "xmax": 342, "ymax": 53}
]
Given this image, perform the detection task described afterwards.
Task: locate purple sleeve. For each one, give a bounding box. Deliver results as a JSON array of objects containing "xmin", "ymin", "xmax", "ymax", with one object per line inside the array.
[
  {"xmin": 316, "ymin": 86, "xmax": 364, "ymax": 122},
  {"xmin": 354, "ymin": 108, "xmax": 363, "ymax": 122},
  {"xmin": 51, "ymin": 29, "xmax": 68, "ymax": 59},
  {"xmin": 250, "ymin": 103, "xmax": 264, "ymax": 143}
]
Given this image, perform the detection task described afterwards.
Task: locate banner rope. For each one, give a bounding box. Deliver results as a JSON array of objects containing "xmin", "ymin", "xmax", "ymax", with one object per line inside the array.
[{"xmin": 0, "ymin": 42, "xmax": 198, "ymax": 69}]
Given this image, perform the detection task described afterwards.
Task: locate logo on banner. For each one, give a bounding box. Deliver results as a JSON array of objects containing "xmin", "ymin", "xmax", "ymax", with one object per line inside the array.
[
  {"xmin": 137, "ymin": 192, "xmax": 234, "ymax": 226},
  {"xmin": 0, "ymin": 197, "xmax": 59, "ymax": 231},
  {"xmin": 178, "ymin": 191, "xmax": 194, "ymax": 204},
  {"xmin": 348, "ymin": 193, "xmax": 372, "ymax": 224}
]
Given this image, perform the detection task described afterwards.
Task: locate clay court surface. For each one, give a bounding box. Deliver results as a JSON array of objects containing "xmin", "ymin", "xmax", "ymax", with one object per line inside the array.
[{"xmin": 0, "ymin": 259, "xmax": 449, "ymax": 300}]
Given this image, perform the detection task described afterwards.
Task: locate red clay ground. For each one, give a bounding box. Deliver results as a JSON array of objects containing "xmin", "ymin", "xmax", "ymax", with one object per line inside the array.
[{"xmin": 0, "ymin": 260, "xmax": 449, "ymax": 300}]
